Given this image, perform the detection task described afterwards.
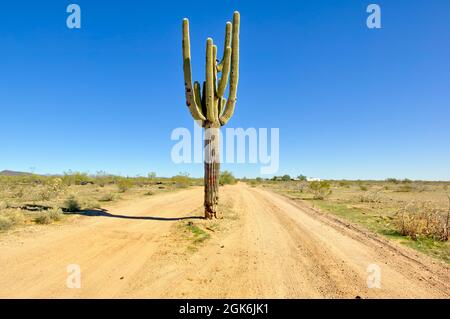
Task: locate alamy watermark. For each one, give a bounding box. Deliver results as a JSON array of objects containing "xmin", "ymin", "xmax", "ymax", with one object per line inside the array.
[
  {"xmin": 366, "ymin": 4, "xmax": 382, "ymax": 29},
  {"xmin": 66, "ymin": 264, "xmax": 81, "ymax": 289},
  {"xmin": 66, "ymin": 4, "xmax": 81, "ymax": 29},
  {"xmin": 171, "ymin": 121, "xmax": 280, "ymax": 175},
  {"xmin": 366, "ymin": 263, "xmax": 381, "ymax": 289}
]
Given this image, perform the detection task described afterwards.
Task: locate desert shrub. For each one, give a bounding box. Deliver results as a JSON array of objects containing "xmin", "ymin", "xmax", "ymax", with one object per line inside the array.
[
  {"xmin": 62, "ymin": 171, "xmax": 93, "ymax": 186},
  {"xmin": 0, "ymin": 215, "xmax": 14, "ymax": 231},
  {"xmin": 64, "ymin": 196, "xmax": 81, "ymax": 212},
  {"xmin": 219, "ymin": 171, "xmax": 237, "ymax": 185},
  {"xmin": 48, "ymin": 208, "xmax": 63, "ymax": 221},
  {"xmin": 34, "ymin": 213, "xmax": 52, "ymax": 225},
  {"xmin": 309, "ymin": 181, "xmax": 332, "ymax": 200},
  {"xmin": 144, "ymin": 191, "xmax": 154, "ymax": 196},
  {"xmin": 13, "ymin": 187, "xmax": 25, "ymax": 199},
  {"xmin": 297, "ymin": 175, "xmax": 307, "ymax": 181},
  {"xmin": 84, "ymin": 200, "xmax": 101, "ymax": 210},
  {"xmin": 386, "ymin": 178, "xmax": 400, "ymax": 184},
  {"xmin": 338, "ymin": 181, "xmax": 350, "ymax": 188},
  {"xmin": 359, "ymin": 191, "xmax": 382, "ymax": 203},
  {"xmin": 394, "ymin": 201, "xmax": 449, "ymax": 241},
  {"xmin": 172, "ymin": 173, "xmax": 191, "ymax": 188},
  {"xmin": 281, "ymin": 175, "xmax": 291, "ymax": 181},
  {"xmin": 359, "ymin": 185, "xmax": 368, "ymax": 191},
  {"xmin": 99, "ymin": 193, "xmax": 115, "ymax": 202},
  {"xmin": 396, "ymin": 185, "xmax": 414, "ymax": 192},
  {"xmin": 117, "ymin": 178, "xmax": 133, "ymax": 193},
  {"xmin": 0, "ymin": 201, "xmax": 9, "ymax": 210},
  {"xmin": 7, "ymin": 210, "xmax": 25, "ymax": 225}
]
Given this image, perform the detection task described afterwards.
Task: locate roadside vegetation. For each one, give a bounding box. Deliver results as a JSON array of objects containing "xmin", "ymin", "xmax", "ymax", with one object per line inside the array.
[
  {"xmin": 0, "ymin": 171, "xmax": 202, "ymax": 233},
  {"xmin": 250, "ymin": 178, "xmax": 450, "ymax": 263}
]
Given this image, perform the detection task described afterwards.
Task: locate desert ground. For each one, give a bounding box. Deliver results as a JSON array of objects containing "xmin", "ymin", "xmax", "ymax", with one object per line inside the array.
[{"xmin": 0, "ymin": 182, "xmax": 448, "ymax": 298}]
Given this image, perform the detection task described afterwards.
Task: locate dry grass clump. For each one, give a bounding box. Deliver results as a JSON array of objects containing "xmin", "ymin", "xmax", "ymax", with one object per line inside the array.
[
  {"xmin": 34, "ymin": 208, "xmax": 63, "ymax": 224},
  {"xmin": 359, "ymin": 190, "xmax": 382, "ymax": 203},
  {"xmin": 0, "ymin": 209, "xmax": 25, "ymax": 231},
  {"xmin": 394, "ymin": 199, "xmax": 449, "ymax": 241}
]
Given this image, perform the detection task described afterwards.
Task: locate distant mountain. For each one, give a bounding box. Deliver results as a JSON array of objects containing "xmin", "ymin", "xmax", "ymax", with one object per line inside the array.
[{"xmin": 0, "ymin": 170, "xmax": 32, "ymax": 176}]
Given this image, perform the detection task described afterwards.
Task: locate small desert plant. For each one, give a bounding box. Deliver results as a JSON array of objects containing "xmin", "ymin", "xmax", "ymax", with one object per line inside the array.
[
  {"xmin": 359, "ymin": 185, "xmax": 368, "ymax": 191},
  {"xmin": 48, "ymin": 208, "xmax": 63, "ymax": 221},
  {"xmin": 0, "ymin": 215, "xmax": 14, "ymax": 231},
  {"xmin": 394, "ymin": 201, "xmax": 449, "ymax": 241},
  {"xmin": 117, "ymin": 178, "xmax": 133, "ymax": 193},
  {"xmin": 396, "ymin": 185, "xmax": 414, "ymax": 192},
  {"xmin": 99, "ymin": 193, "xmax": 115, "ymax": 202},
  {"xmin": 219, "ymin": 171, "xmax": 237, "ymax": 185},
  {"xmin": 359, "ymin": 191, "xmax": 382, "ymax": 203},
  {"xmin": 386, "ymin": 178, "xmax": 400, "ymax": 184},
  {"xmin": 34, "ymin": 213, "xmax": 52, "ymax": 225},
  {"xmin": 144, "ymin": 191, "xmax": 154, "ymax": 196},
  {"xmin": 172, "ymin": 173, "xmax": 191, "ymax": 188},
  {"xmin": 309, "ymin": 181, "xmax": 332, "ymax": 200},
  {"xmin": 338, "ymin": 181, "xmax": 350, "ymax": 188},
  {"xmin": 64, "ymin": 196, "xmax": 81, "ymax": 212}
]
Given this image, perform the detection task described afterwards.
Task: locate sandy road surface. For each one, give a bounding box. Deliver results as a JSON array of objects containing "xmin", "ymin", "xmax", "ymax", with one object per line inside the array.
[{"xmin": 0, "ymin": 183, "xmax": 448, "ymax": 298}]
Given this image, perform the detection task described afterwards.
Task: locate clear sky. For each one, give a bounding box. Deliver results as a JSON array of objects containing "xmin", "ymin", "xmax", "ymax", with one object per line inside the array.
[{"xmin": 1, "ymin": 1, "xmax": 449, "ymax": 180}]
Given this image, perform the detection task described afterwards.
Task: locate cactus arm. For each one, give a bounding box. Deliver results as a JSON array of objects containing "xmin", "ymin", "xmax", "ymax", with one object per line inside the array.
[
  {"xmin": 217, "ymin": 46, "xmax": 231, "ymax": 98},
  {"xmin": 218, "ymin": 97, "xmax": 226, "ymax": 117},
  {"xmin": 201, "ymin": 81, "xmax": 207, "ymax": 117},
  {"xmin": 213, "ymin": 45, "xmax": 218, "ymax": 95},
  {"xmin": 193, "ymin": 81, "xmax": 203, "ymax": 114},
  {"xmin": 205, "ymin": 38, "xmax": 218, "ymax": 124},
  {"xmin": 217, "ymin": 22, "xmax": 232, "ymax": 73},
  {"xmin": 182, "ymin": 19, "xmax": 206, "ymax": 121},
  {"xmin": 220, "ymin": 12, "xmax": 240, "ymax": 126}
]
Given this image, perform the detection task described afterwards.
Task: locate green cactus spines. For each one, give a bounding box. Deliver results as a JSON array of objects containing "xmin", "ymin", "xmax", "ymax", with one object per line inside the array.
[
  {"xmin": 182, "ymin": 12, "xmax": 240, "ymax": 127},
  {"xmin": 205, "ymin": 38, "xmax": 217, "ymax": 124},
  {"xmin": 217, "ymin": 46, "xmax": 231, "ymax": 98},
  {"xmin": 219, "ymin": 11, "xmax": 240, "ymax": 126},
  {"xmin": 182, "ymin": 19, "xmax": 206, "ymax": 121},
  {"xmin": 217, "ymin": 22, "xmax": 232, "ymax": 73}
]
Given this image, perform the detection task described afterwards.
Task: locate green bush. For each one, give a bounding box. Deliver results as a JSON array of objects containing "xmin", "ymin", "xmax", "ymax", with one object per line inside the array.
[
  {"xmin": 117, "ymin": 179, "xmax": 133, "ymax": 193},
  {"xmin": 219, "ymin": 171, "xmax": 237, "ymax": 185},
  {"xmin": 309, "ymin": 181, "xmax": 332, "ymax": 200},
  {"xmin": 172, "ymin": 173, "xmax": 191, "ymax": 188},
  {"xmin": 282, "ymin": 175, "xmax": 291, "ymax": 181},
  {"xmin": 64, "ymin": 196, "xmax": 81, "ymax": 212}
]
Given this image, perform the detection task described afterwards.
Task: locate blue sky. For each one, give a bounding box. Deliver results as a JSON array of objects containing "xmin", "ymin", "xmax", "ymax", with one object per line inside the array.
[{"xmin": 0, "ymin": 1, "xmax": 449, "ymax": 180}]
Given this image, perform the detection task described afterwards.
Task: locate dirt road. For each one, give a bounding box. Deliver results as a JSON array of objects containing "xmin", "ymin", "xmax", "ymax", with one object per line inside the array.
[{"xmin": 0, "ymin": 183, "xmax": 448, "ymax": 298}]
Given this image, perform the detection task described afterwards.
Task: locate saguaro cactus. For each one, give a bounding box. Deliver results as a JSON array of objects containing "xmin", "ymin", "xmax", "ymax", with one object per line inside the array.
[{"xmin": 182, "ymin": 12, "xmax": 240, "ymax": 219}]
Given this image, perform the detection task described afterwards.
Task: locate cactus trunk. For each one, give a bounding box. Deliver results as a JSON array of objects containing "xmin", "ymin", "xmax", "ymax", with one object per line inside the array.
[
  {"xmin": 181, "ymin": 12, "xmax": 239, "ymax": 219},
  {"xmin": 204, "ymin": 123, "xmax": 220, "ymax": 219}
]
